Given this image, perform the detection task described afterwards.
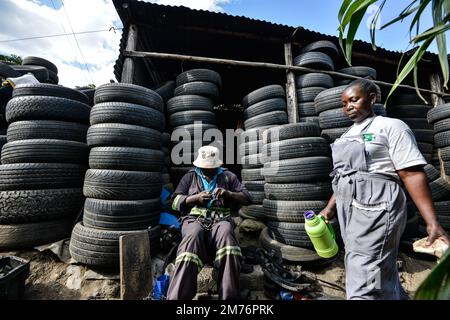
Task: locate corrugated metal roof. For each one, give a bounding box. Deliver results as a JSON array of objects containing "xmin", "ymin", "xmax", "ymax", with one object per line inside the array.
[{"xmin": 112, "ymin": 0, "xmax": 439, "ymax": 102}]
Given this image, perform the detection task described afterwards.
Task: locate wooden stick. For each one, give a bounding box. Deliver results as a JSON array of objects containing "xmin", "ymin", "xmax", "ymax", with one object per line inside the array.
[
  {"xmin": 284, "ymin": 43, "xmax": 298, "ymax": 123},
  {"xmin": 124, "ymin": 50, "xmax": 450, "ymax": 98}
]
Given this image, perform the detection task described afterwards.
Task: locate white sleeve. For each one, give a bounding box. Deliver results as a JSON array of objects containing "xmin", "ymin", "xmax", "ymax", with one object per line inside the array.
[{"xmin": 388, "ymin": 128, "xmax": 427, "ymax": 170}]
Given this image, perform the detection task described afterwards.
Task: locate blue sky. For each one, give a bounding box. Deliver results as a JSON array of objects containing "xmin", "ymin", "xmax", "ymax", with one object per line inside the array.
[{"xmin": 0, "ymin": 0, "xmax": 446, "ymax": 87}]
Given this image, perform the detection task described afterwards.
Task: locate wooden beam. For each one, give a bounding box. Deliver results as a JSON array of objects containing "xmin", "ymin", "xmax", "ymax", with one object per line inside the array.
[
  {"xmin": 430, "ymin": 73, "xmax": 449, "ymax": 183},
  {"xmin": 284, "ymin": 43, "xmax": 298, "ymax": 123},
  {"xmin": 121, "ymin": 25, "xmax": 138, "ymax": 84},
  {"xmin": 119, "ymin": 231, "xmax": 153, "ymax": 300},
  {"xmin": 124, "ymin": 50, "xmax": 450, "ymax": 98}
]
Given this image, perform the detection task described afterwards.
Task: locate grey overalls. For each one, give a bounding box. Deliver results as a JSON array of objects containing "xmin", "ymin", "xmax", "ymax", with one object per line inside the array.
[{"xmin": 331, "ymin": 116, "xmax": 409, "ymax": 300}]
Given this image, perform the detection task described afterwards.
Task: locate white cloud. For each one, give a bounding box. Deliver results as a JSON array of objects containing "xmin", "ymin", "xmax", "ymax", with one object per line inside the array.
[
  {"xmin": 148, "ymin": 0, "xmax": 231, "ymax": 12},
  {"xmin": 0, "ymin": 0, "xmax": 123, "ymax": 88},
  {"xmin": 0, "ymin": 0, "xmax": 232, "ymax": 88}
]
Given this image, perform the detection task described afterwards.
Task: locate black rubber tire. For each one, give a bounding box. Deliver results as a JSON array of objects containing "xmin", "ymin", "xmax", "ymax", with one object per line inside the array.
[
  {"xmin": 337, "ymin": 66, "xmax": 377, "ymax": 79},
  {"xmin": 162, "ymin": 132, "xmax": 171, "ymax": 147},
  {"xmin": 434, "ymin": 131, "xmax": 450, "ymax": 148},
  {"xmin": 6, "ymin": 95, "xmax": 90, "ymax": 124},
  {"xmin": 176, "ymin": 69, "xmax": 222, "ymax": 88},
  {"xmin": 295, "ymin": 73, "xmax": 334, "ymax": 89},
  {"xmin": 297, "ymin": 102, "xmax": 317, "ymax": 117},
  {"xmin": 297, "ymin": 87, "xmax": 326, "ymax": 103},
  {"xmin": 239, "ymin": 140, "xmax": 263, "ymax": 157},
  {"xmin": 241, "ymin": 126, "xmax": 274, "ymax": 144},
  {"xmin": 153, "ymin": 80, "xmax": 175, "ymax": 103},
  {"xmin": 47, "ymin": 69, "xmax": 59, "ymax": 84},
  {"xmin": 264, "ymin": 181, "xmax": 332, "ymax": 201},
  {"xmin": 263, "ymin": 157, "xmax": 332, "ymax": 183},
  {"xmin": 392, "ymin": 93, "xmax": 431, "ymax": 106},
  {"xmin": 77, "ymin": 87, "xmax": 95, "ymax": 106},
  {"xmin": 434, "ymin": 201, "xmax": 450, "ymax": 217},
  {"xmin": 262, "ymin": 137, "xmax": 330, "ymax": 161},
  {"xmin": 263, "ymin": 123, "xmax": 320, "ymax": 143},
  {"xmin": 90, "ymin": 102, "xmax": 165, "ymax": 132},
  {"xmin": 293, "ymin": 52, "xmax": 334, "ymax": 70},
  {"xmin": 0, "ymin": 218, "xmax": 74, "ymax": 251},
  {"xmin": 170, "ymin": 110, "xmax": 216, "ymax": 127},
  {"xmin": 299, "ymin": 40, "xmax": 339, "ymax": 58},
  {"xmin": 320, "ymin": 127, "xmax": 348, "ymax": 143},
  {"xmin": 22, "ymin": 56, "xmax": 58, "ymax": 73},
  {"xmin": 242, "ymin": 85, "xmax": 285, "ymax": 107},
  {"xmin": 11, "ymin": 65, "xmax": 49, "ymax": 82},
  {"xmin": 69, "ymin": 222, "xmax": 160, "ymax": 267},
  {"xmin": 424, "ymin": 164, "xmax": 440, "ymax": 182},
  {"xmin": 0, "ymin": 188, "xmax": 83, "ymax": 224},
  {"xmin": 401, "ymin": 215, "xmax": 419, "ymax": 240},
  {"xmin": 1, "ymin": 139, "xmax": 88, "ymax": 164},
  {"xmin": 243, "ymin": 98, "xmax": 286, "ymax": 120},
  {"xmin": 299, "ymin": 117, "xmax": 319, "ymax": 126},
  {"xmin": 0, "ymin": 163, "xmax": 86, "ymax": 190},
  {"xmin": 242, "ymin": 180, "xmax": 265, "ymax": 191},
  {"xmin": 166, "ymin": 95, "xmax": 214, "ymax": 115},
  {"xmin": 249, "ymin": 190, "xmax": 265, "ymax": 204},
  {"xmin": 89, "ymin": 147, "xmax": 164, "ymax": 171},
  {"xmin": 239, "ymin": 205, "xmax": 265, "ymax": 220},
  {"xmin": 387, "ymin": 105, "xmax": 432, "ymax": 118},
  {"xmin": 84, "ymin": 198, "xmax": 161, "ymax": 219},
  {"xmin": 6, "ymin": 120, "xmax": 88, "ymax": 143},
  {"xmin": 170, "ymin": 166, "xmax": 194, "ymax": 185},
  {"xmin": 94, "ymin": 83, "xmax": 163, "ymax": 112},
  {"xmin": 401, "ymin": 118, "xmax": 433, "ymax": 130},
  {"xmin": 0, "ymin": 135, "xmax": 6, "ymax": 150},
  {"xmin": 263, "ymin": 199, "xmax": 328, "ymax": 222},
  {"xmin": 427, "ymin": 102, "xmax": 450, "ymax": 124},
  {"xmin": 171, "ymin": 124, "xmax": 218, "ymax": 140},
  {"xmin": 83, "ymin": 211, "xmax": 160, "ymax": 231},
  {"xmin": 12, "ymin": 84, "xmax": 88, "ymax": 104},
  {"xmin": 433, "ymin": 118, "xmax": 450, "ymax": 134},
  {"xmin": 417, "ymin": 143, "xmax": 433, "ymax": 155},
  {"xmin": 267, "ymin": 222, "xmax": 313, "ymax": 247},
  {"xmin": 174, "ymin": 82, "xmax": 219, "ymax": 99},
  {"xmin": 244, "ymin": 111, "xmax": 288, "ymax": 130},
  {"xmin": 430, "ymin": 178, "xmax": 450, "ymax": 201},
  {"xmin": 0, "ymin": 62, "xmax": 20, "ymax": 78},
  {"xmin": 259, "ymin": 228, "xmax": 323, "ymax": 263},
  {"xmin": 319, "ymin": 108, "xmax": 354, "ymax": 129},
  {"xmin": 374, "ymin": 104, "xmax": 387, "ymax": 116},
  {"xmin": 241, "ymin": 168, "xmax": 264, "ymax": 181},
  {"xmin": 444, "ymin": 161, "xmax": 450, "ymax": 176},
  {"xmin": 241, "ymin": 154, "xmax": 263, "ymax": 169},
  {"xmin": 87, "ymin": 123, "xmax": 162, "ymax": 149},
  {"xmin": 442, "ymin": 147, "xmax": 450, "ymax": 161},
  {"xmin": 83, "ymin": 169, "xmax": 162, "ymax": 200}
]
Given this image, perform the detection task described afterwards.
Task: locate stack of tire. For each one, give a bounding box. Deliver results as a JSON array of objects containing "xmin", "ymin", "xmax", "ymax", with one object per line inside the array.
[
  {"xmin": 315, "ymin": 70, "xmax": 385, "ymax": 143},
  {"xmin": 0, "ymin": 83, "xmax": 90, "ymax": 250},
  {"xmin": 294, "ymin": 40, "xmax": 339, "ymax": 125},
  {"xmin": 260, "ymin": 123, "xmax": 336, "ymax": 266},
  {"xmin": 69, "ymin": 83, "xmax": 164, "ymax": 268},
  {"xmin": 10, "ymin": 56, "xmax": 59, "ymax": 84},
  {"xmin": 239, "ymin": 85, "xmax": 289, "ymax": 222},
  {"xmin": 167, "ymin": 69, "xmax": 222, "ymax": 187},
  {"xmin": 428, "ymin": 102, "xmax": 450, "ymax": 175},
  {"xmin": 388, "ymin": 94, "xmax": 434, "ymax": 164}
]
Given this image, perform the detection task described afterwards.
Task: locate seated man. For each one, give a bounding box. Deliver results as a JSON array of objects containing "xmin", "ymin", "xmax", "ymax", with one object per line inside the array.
[{"xmin": 166, "ymin": 145, "xmax": 251, "ymax": 300}]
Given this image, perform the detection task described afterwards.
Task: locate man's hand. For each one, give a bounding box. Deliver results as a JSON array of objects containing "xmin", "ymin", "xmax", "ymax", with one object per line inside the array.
[
  {"xmin": 187, "ymin": 191, "xmax": 212, "ymax": 206},
  {"xmin": 319, "ymin": 207, "xmax": 336, "ymax": 224},
  {"xmin": 426, "ymin": 223, "xmax": 450, "ymax": 246},
  {"xmin": 213, "ymin": 188, "xmax": 230, "ymax": 199}
]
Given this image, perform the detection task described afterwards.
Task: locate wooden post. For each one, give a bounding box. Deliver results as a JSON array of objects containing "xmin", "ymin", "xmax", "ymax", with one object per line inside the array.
[
  {"xmin": 119, "ymin": 231, "xmax": 153, "ymax": 300},
  {"xmin": 429, "ymin": 73, "xmax": 449, "ymax": 182},
  {"xmin": 284, "ymin": 43, "xmax": 298, "ymax": 123},
  {"xmin": 121, "ymin": 24, "xmax": 138, "ymax": 84}
]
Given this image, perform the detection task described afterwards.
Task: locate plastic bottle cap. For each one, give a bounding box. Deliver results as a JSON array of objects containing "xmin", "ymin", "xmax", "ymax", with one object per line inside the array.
[{"xmin": 304, "ymin": 210, "xmax": 316, "ymax": 220}]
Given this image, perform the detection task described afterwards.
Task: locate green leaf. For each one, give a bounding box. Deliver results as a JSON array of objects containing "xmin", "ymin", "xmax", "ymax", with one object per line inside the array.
[
  {"xmin": 409, "ymin": 0, "xmax": 431, "ymax": 36},
  {"xmin": 381, "ymin": 4, "xmax": 420, "ymax": 29},
  {"xmin": 344, "ymin": 8, "xmax": 369, "ymax": 66},
  {"xmin": 432, "ymin": 0, "xmax": 449, "ymax": 89},
  {"xmin": 415, "ymin": 247, "xmax": 450, "ymax": 300},
  {"xmin": 385, "ymin": 37, "xmax": 434, "ymax": 104},
  {"xmin": 444, "ymin": 0, "xmax": 450, "ymax": 17},
  {"xmin": 413, "ymin": 65, "xmax": 428, "ymax": 104},
  {"xmin": 412, "ymin": 23, "xmax": 450, "ymax": 42},
  {"xmin": 339, "ymin": 0, "xmax": 354, "ymax": 23},
  {"xmin": 341, "ymin": 0, "xmax": 377, "ymax": 28},
  {"xmin": 370, "ymin": 0, "xmax": 386, "ymax": 50}
]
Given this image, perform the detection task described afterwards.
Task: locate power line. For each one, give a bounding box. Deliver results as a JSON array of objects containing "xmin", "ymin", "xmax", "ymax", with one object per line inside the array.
[
  {"xmin": 60, "ymin": 0, "xmax": 94, "ymax": 84},
  {"xmin": 0, "ymin": 28, "xmax": 122, "ymax": 43}
]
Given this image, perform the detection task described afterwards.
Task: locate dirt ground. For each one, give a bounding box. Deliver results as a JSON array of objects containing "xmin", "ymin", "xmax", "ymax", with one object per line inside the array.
[{"xmin": 1, "ymin": 220, "xmax": 437, "ymax": 300}]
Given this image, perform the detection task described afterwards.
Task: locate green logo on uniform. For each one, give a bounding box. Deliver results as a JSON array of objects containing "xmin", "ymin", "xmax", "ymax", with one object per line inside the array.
[{"xmin": 363, "ymin": 133, "xmax": 375, "ymax": 142}]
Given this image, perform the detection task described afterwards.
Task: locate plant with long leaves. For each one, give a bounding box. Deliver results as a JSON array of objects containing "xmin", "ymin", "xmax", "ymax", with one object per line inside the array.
[{"xmin": 338, "ymin": 0, "xmax": 449, "ymax": 103}]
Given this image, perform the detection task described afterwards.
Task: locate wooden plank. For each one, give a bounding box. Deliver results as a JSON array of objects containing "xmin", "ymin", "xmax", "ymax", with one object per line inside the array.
[
  {"xmin": 119, "ymin": 230, "xmax": 152, "ymax": 300},
  {"xmin": 284, "ymin": 43, "xmax": 298, "ymax": 123},
  {"xmin": 429, "ymin": 73, "xmax": 449, "ymax": 183},
  {"xmin": 124, "ymin": 50, "xmax": 450, "ymax": 98},
  {"xmin": 121, "ymin": 24, "xmax": 139, "ymax": 84}
]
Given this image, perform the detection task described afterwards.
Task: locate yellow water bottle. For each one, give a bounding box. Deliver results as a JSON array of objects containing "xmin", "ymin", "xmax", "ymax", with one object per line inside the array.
[{"xmin": 304, "ymin": 211, "xmax": 338, "ymax": 258}]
